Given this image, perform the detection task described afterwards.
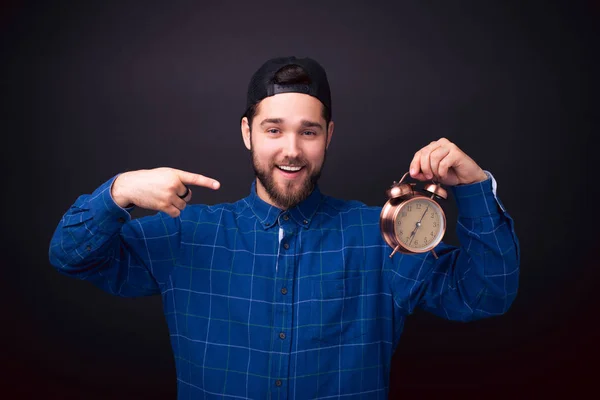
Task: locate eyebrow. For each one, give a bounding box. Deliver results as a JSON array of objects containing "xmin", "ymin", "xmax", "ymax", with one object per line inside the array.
[{"xmin": 259, "ymin": 118, "xmax": 324, "ymax": 130}]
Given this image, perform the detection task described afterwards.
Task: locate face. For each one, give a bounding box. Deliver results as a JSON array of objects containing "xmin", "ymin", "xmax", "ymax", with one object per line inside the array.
[
  {"xmin": 394, "ymin": 198, "xmax": 445, "ymax": 251},
  {"xmin": 241, "ymin": 93, "xmax": 334, "ymax": 209}
]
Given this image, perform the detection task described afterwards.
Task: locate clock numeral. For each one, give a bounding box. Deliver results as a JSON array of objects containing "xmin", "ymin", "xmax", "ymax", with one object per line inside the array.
[
  {"xmin": 430, "ymin": 231, "xmax": 434, "ymax": 237},
  {"xmin": 430, "ymin": 213, "xmax": 435, "ymax": 218},
  {"xmin": 433, "ymin": 222, "xmax": 437, "ymax": 227},
  {"xmin": 407, "ymin": 205, "xmax": 412, "ymax": 212},
  {"xmin": 414, "ymin": 240, "xmax": 419, "ymax": 245},
  {"xmin": 416, "ymin": 203, "xmax": 422, "ymax": 209},
  {"xmin": 398, "ymin": 230, "xmax": 403, "ymax": 236},
  {"xmin": 424, "ymin": 237, "xmax": 428, "ymax": 244}
]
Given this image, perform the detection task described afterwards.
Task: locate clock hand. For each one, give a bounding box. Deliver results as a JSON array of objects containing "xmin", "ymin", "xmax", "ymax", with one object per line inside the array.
[
  {"xmin": 417, "ymin": 206, "xmax": 429, "ymax": 225},
  {"xmin": 407, "ymin": 218, "xmax": 420, "ymax": 244},
  {"xmin": 407, "ymin": 230, "xmax": 416, "ymax": 246},
  {"xmin": 408, "ymin": 206, "xmax": 429, "ymax": 246}
]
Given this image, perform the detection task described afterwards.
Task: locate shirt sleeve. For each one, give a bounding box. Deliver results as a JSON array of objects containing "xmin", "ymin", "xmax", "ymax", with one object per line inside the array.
[
  {"xmin": 48, "ymin": 174, "xmax": 182, "ymax": 297},
  {"xmin": 385, "ymin": 171, "xmax": 520, "ymax": 322}
]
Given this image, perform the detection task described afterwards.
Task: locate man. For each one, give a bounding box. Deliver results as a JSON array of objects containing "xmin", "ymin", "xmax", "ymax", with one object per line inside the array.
[{"xmin": 49, "ymin": 56, "xmax": 520, "ymax": 399}]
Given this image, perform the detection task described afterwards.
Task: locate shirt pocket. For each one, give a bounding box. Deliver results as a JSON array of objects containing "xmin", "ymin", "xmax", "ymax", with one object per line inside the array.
[{"xmin": 310, "ymin": 276, "xmax": 367, "ymax": 345}]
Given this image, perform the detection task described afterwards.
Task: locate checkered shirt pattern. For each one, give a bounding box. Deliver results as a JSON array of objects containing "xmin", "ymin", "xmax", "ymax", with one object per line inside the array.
[{"xmin": 49, "ymin": 172, "xmax": 519, "ymax": 399}]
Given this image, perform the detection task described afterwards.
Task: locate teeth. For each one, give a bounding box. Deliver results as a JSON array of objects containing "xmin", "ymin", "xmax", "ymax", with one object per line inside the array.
[{"xmin": 279, "ymin": 165, "xmax": 302, "ymax": 172}]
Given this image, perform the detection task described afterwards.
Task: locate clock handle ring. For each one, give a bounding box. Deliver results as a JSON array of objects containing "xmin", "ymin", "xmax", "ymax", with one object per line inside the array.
[{"xmin": 398, "ymin": 171, "xmax": 410, "ymax": 184}]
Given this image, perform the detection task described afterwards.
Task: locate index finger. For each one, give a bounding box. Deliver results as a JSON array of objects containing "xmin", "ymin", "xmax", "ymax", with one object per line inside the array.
[
  {"xmin": 409, "ymin": 149, "xmax": 422, "ymax": 177},
  {"xmin": 175, "ymin": 170, "xmax": 220, "ymax": 190},
  {"xmin": 409, "ymin": 141, "xmax": 440, "ymax": 177}
]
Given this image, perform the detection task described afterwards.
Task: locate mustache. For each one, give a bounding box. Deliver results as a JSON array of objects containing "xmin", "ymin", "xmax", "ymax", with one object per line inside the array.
[{"xmin": 272, "ymin": 157, "xmax": 306, "ymax": 166}]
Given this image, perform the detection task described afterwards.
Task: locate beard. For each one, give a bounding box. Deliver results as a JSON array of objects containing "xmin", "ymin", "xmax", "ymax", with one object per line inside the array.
[{"xmin": 251, "ymin": 148, "xmax": 326, "ymax": 210}]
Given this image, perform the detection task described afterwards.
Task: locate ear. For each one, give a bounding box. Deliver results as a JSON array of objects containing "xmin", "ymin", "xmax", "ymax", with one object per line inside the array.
[
  {"xmin": 241, "ymin": 117, "xmax": 251, "ymax": 150},
  {"xmin": 326, "ymin": 120, "xmax": 334, "ymax": 149}
]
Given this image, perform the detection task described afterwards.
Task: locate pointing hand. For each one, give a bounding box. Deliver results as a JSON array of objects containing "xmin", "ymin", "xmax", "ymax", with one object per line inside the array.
[{"xmin": 111, "ymin": 167, "xmax": 220, "ymax": 218}]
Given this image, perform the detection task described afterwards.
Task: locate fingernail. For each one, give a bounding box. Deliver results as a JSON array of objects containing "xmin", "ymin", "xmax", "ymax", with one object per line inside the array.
[{"xmin": 213, "ymin": 181, "xmax": 220, "ymax": 189}]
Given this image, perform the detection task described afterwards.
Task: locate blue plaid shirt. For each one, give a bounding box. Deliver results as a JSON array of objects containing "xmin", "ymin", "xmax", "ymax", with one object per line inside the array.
[{"xmin": 49, "ymin": 172, "xmax": 519, "ymax": 399}]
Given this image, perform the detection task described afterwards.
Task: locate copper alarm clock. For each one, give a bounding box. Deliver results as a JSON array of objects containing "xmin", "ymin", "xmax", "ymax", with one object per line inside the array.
[{"xmin": 380, "ymin": 171, "xmax": 448, "ymax": 259}]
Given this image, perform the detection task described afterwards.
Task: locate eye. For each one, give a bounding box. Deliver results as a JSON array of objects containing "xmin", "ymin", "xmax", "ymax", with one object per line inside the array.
[
  {"xmin": 301, "ymin": 131, "xmax": 316, "ymax": 136},
  {"xmin": 267, "ymin": 128, "xmax": 280, "ymax": 134}
]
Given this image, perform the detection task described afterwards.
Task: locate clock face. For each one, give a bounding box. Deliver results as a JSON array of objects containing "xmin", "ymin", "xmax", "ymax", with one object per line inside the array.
[{"xmin": 394, "ymin": 197, "xmax": 445, "ymax": 251}]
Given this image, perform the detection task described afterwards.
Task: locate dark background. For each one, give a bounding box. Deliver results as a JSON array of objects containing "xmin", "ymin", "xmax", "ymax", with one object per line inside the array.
[{"xmin": 2, "ymin": 0, "xmax": 596, "ymax": 398}]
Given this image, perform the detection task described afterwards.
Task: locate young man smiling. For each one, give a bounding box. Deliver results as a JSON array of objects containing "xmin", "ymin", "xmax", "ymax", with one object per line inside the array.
[
  {"xmin": 242, "ymin": 93, "xmax": 333, "ymax": 211},
  {"xmin": 49, "ymin": 56, "xmax": 520, "ymax": 399}
]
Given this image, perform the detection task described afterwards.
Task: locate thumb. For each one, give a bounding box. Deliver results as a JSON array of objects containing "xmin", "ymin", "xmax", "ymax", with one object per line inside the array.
[{"xmin": 175, "ymin": 170, "xmax": 220, "ymax": 190}]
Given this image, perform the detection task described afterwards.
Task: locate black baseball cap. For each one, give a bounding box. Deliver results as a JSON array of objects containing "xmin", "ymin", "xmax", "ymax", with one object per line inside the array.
[{"xmin": 242, "ymin": 56, "xmax": 332, "ymax": 120}]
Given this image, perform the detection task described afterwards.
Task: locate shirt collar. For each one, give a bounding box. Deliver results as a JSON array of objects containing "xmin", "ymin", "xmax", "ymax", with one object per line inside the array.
[{"xmin": 243, "ymin": 180, "xmax": 323, "ymax": 230}]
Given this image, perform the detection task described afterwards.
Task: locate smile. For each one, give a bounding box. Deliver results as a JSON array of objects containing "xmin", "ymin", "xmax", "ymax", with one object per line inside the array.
[
  {"xmin": 277, "ymin": 165, "xmax": 303, "ymax": 172},
  {"xmin": 276, "ymin": 165, "xmax": 306, "ymax": 179}
]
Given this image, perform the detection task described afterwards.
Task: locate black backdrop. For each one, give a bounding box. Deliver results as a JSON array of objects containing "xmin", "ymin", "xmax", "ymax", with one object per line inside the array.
[{"xmin": 2, "ymin": 0, "xmax": 596, "ymax": 398}]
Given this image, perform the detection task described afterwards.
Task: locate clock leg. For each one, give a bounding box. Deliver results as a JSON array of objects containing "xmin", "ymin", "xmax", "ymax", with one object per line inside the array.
[
  {"xmin": 430, "ymin": 249, "xmax": 438, "ymax": 259},
  {"xmin": 389, "ymin": 245, "xmax": 400, "ymax": 258}
]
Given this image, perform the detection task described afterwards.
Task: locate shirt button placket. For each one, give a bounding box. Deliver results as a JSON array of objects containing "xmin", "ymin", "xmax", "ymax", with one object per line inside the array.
[{"xmin": 275, "ymin": 213, "xmax": 293, "ymax": 394}]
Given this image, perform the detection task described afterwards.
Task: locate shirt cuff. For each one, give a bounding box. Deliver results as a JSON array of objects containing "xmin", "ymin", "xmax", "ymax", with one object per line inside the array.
[
  {"xmin": 87, "ymin": 174, "xmax": 134, "ymax": 233},
  {"xmin": 450, "ymin": 170, "xmax": 506, "ymax": 218}
]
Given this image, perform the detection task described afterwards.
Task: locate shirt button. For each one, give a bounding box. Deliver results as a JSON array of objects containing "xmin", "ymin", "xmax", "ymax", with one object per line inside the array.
[
  {"xmin": 282, "ymin": 214, "xmax": 289, "ymax": 221},
  {"xmin": 280, "ymin": 287, "xmax": 288, "ymax": 295},
  {"xmin": 303, "ymin": 220, "xmax": 308, "ymax": 225},
  {"xmin": 275, "ymin": 380, "xmax": 282, "ymax": 387},
  {"xmin": 279, "ymin": 332, "xmax": 286, "ymax": 340},
  {"xmin": 283, "ymin": 243, "xmax": 289, "ymax": 250}
]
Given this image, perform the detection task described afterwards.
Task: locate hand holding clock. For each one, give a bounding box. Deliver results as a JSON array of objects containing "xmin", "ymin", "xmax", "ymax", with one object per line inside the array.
[
  {"xmin": 409, "ymin": 137, "xmax": 488, "ymax": 186},
  {"xmin": 379, "ymin": 138, "xmax": 487, "ymax": 258}
]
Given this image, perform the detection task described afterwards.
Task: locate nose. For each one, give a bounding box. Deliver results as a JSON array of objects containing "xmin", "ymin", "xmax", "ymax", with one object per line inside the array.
[{"xmin": 282, "ymin": 133, "xmax": 301, "ymax": 159}]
